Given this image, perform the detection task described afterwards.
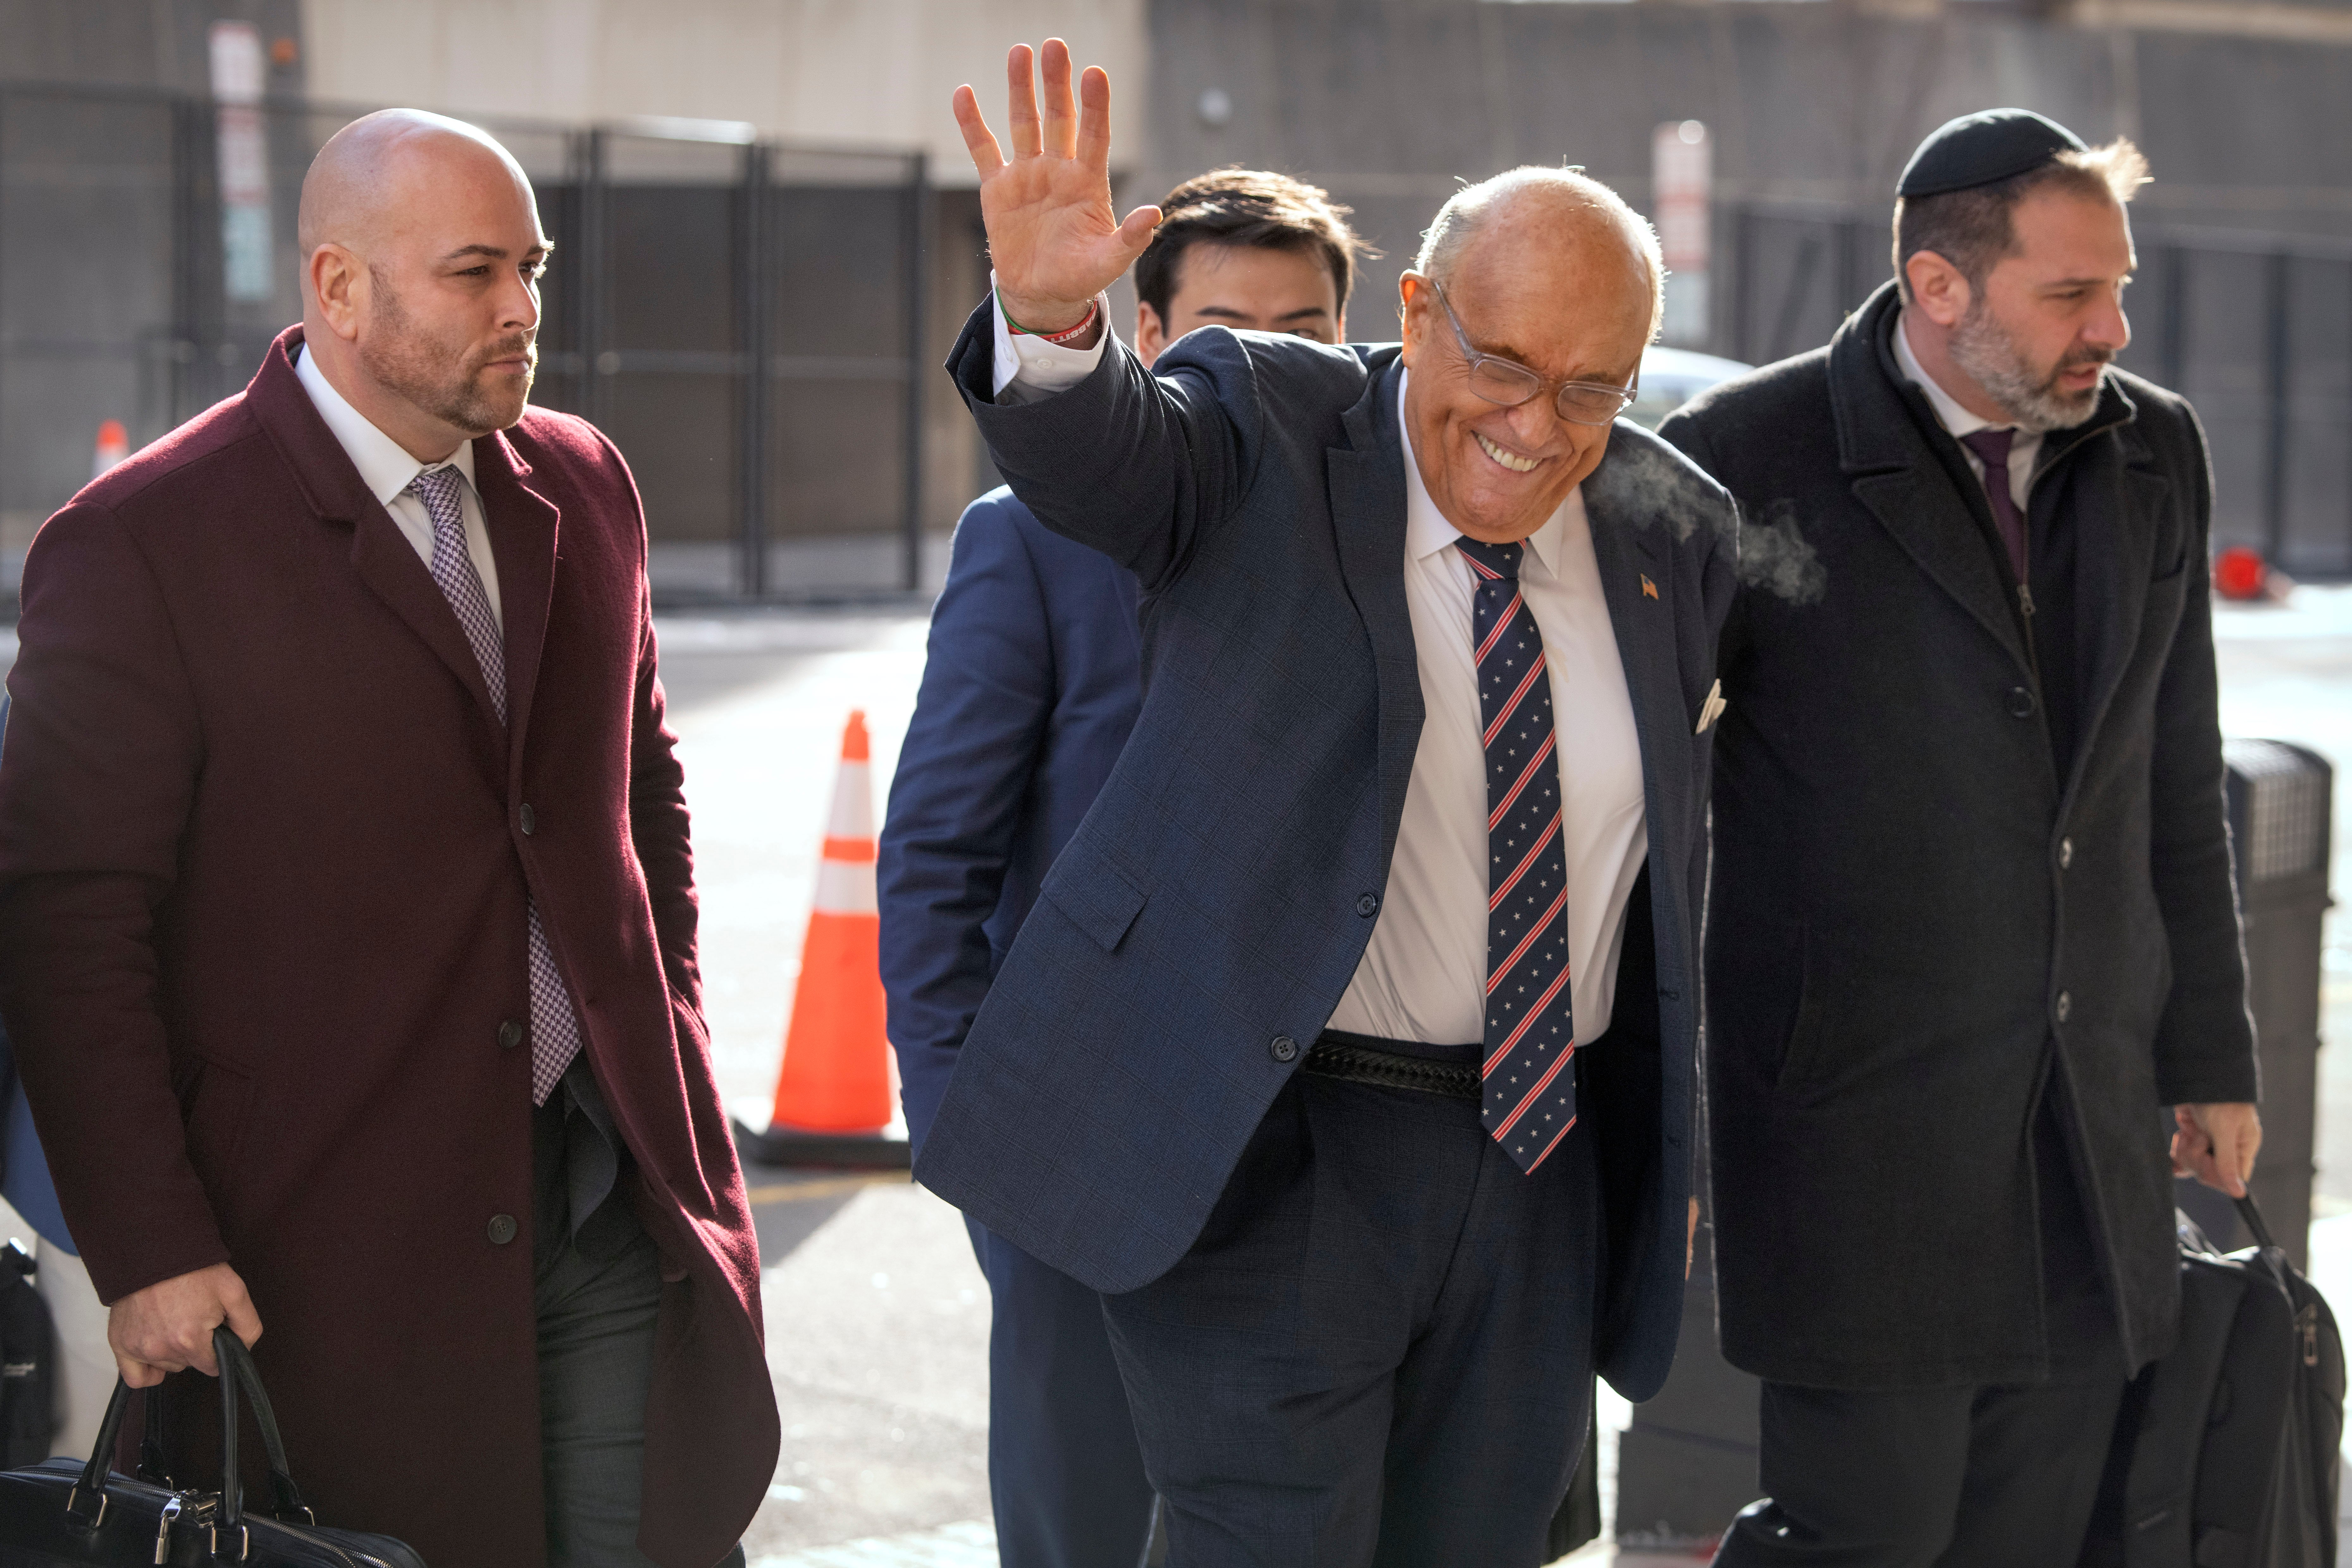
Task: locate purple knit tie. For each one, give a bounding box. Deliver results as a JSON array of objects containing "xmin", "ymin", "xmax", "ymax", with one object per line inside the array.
[
  {"xmin": 1958, "ymin": 428, "xmax": 2027, "ymax": 581},
  {"xmin": 408, "ymin": 466, "xmax": 584, "ymax": 1106}
]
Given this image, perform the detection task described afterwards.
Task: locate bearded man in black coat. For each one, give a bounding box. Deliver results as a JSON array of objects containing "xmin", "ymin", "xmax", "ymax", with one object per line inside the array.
[{"xmin": 1660, "ymin": 110, "xmax": 2262, "ymax": 1563}]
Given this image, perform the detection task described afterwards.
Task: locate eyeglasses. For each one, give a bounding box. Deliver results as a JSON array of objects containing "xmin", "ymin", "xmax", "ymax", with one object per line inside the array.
[{"xmin": 1414, "ymin": 274, "xmax": 1638, "ymax": 427}]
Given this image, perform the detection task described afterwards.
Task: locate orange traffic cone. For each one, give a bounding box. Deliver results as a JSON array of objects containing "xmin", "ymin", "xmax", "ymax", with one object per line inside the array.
[
  {"xmin": 733, "ymin": 711, "xmax": 909, "ymax": 1170},
  {"xmin": 92, "ymin": 420, "xmax": 128, "ymax": 480}
]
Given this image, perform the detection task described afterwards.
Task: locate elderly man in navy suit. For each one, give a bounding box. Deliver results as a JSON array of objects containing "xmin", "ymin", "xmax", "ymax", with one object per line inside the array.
[
  {"xmin": 879, "ymin": 167, "xmax": 1363, "ymax": 1568},
  {"xmin": 911, "ymin": 42, "xmax": 1736, "ymax": 1565}
]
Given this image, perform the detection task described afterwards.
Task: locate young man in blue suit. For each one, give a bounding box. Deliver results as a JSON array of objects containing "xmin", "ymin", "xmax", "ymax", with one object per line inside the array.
[
  {"xmin": 915, "ymin": 43, "xmax": 1735, "ymax": 1566},
  {"xmin": 878, "ymin": 168, "xmax": 1362, "ymax": 1568}
]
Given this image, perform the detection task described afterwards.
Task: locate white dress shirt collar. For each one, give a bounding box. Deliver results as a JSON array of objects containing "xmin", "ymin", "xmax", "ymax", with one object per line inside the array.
[
  {"xmin": 294, "ymin": 342, "xmax": 478, "ymax": 502},
  {"xmin": 1892, "ymin": 307, "xmax": 2042, "ymax": 512},
  {"xmin": 292, "ymin": 339, "xmax": 504, "ymax": 630},
  {"xmin": 1396, "ymin": 368, "xmax": 1572, "ymax": 576}
]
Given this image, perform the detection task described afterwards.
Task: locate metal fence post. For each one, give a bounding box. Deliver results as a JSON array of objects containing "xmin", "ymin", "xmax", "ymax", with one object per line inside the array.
[
  {"xmin": 2263, "ymin": 250, "xmax": 2291, "ymax": 565},
  {"xmin": 2160, "ymin": 243, "xmax": 2188, "ymax": 396},
  {"xmin": 579, "ymin": 128, "xmax": 609, "ymax": 430},
  {"xmin": 901, "ymin": 150, "xmax": 930, "ymax": 594},
  {"xmin": 737, "ymin": 140, "xmax": 771, "ymax": 599},
  {"xmin": 1732, "ymin": 203, "xmax": 1755, "ymax": 364},
  {"xmin": 1835, "ymin": 215, "xmax": 1861, "ymax": 323}
]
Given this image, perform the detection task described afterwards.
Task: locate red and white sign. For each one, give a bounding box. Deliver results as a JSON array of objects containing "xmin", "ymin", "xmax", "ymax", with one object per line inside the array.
[
  {"xmin": 210, "ymin": 22, "xmax": 273, "ymax": 303},
  {"xmin": 1652, "ymin": 120, "xmax": 1711, "ymax": 346}
]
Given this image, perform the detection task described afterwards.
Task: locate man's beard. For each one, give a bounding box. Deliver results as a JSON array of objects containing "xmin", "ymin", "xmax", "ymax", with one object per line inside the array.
[
  {"xmin": 359, "ymin": 274, "xmax": 536, "ymax": 437},
  {"xmin": 1946, "ymin": 298, "xmax": 2110, "ymax": 434}
]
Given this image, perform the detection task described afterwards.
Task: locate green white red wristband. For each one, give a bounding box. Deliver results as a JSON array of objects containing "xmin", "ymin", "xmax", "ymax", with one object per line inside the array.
[{"xmin": 1003, "ymin": 292, "xmax": 1104, "ymax": 345}]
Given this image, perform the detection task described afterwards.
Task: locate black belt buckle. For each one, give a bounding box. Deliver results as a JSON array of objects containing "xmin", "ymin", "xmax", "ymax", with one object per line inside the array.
[{"xmin": 1301, "ymin": 1037, "xmax": 1481, "ymax": 1100}]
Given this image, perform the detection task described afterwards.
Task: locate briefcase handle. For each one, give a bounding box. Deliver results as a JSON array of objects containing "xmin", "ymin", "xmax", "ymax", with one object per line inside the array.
[
  {"xmin": 64, "ymin": 1328, "xmax": 315, "ymax": 1547},
  {"xmin": 2236, "ymin": 1191, "xmax": 2278, "ymax": 1253},
  {"xmin": 213, "ymin": 1326, "xmax": 317, "ymax": 1544}
]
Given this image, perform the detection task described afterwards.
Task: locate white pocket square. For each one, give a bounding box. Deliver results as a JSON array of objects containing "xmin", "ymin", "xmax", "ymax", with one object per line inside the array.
[{"xmin": 1697, "ymin": 680, "xmax": 1728, "ymax": 735}]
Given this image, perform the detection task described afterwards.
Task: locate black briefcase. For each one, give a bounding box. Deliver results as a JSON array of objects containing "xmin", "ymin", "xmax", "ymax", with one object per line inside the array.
[
  {"xmin": 0, "ymin": 1328, "xmax": 424, "ymax": 1566},
  {"xmin": 2081, "ymin": 1194, "xmax": 2344, "ymax": 1568}
]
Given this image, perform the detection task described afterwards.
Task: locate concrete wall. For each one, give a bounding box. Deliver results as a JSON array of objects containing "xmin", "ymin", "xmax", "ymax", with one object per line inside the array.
[
  {"xmin": 298, "ymin": 0, "xmax": 1144, "ymax": 186},
  {"xmin": 0, "ymin": 0, "xmax": 304, "ymax": 93},
  {"xmin": 1140, "ymin": 0, "xmax": 2352, "ymax": 342}
]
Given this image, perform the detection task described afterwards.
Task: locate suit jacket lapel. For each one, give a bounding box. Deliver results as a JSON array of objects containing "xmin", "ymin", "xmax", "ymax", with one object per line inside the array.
[
  {"xmin": 344, "ymin": 505, "xmax": 507, "ymax": 742},
  {"xmin": 1848, "ymin": 468, "xmax": 2032, "ymax": 674},
  {"xmin": 1582, "ymin": 451, "xmax": 1688, "ymax": 838},
  {"xmin": 473, "ymin": 429, "xmax": 560, "ymax": 773},
  {"xmin": 1328, "ymin": 356, "xmax": 1424, "ymax": 868},
  {"xmin": 1831, "ymin": 285, "xmax": 2033, "ymax": 678},
  {"xmin": 242, "ymin": 330, "xmax": 511, "ymax": 763},
  {"xmin": 2057, "ymin": 405, "xmax": 2162, "ymax": 797}
]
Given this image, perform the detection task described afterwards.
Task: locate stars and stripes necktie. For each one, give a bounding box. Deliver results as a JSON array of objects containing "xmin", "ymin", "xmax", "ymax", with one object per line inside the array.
[
  {"xmin": 1458, "ymin": 536, "xmax": 1579, "ymax": 1174},
  {"xmin": 407, "ymin": 465, "xmax": 584, "ymax": 1107}
]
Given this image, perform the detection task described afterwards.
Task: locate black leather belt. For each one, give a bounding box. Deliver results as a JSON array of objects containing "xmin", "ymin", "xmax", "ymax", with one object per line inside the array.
[{"xmin": 1302, "ymin": 1034, "xmax": 1481, "ymax": 1100}]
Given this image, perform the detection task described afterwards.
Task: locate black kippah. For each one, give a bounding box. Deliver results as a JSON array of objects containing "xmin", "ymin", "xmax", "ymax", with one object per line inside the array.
[{"xmin": 1897, "ymin": 108, "xmax": 2088, "ymax": 199}]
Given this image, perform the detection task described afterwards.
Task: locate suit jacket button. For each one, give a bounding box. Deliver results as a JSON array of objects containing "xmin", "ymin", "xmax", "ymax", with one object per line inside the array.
[
  {"xmin": 498, "ymin": 1019, "xmax": 524, "ymax": 1050},
  {"xmin": 2055, "ymin": 991, "xmax": 2072, "ymax": 1023},
  {"xmin": 1356, "ymin": 893, "xmax": 1380, "ymax": 917},
  {"xmin": 2058, "ymin": 837, "xmax": 2074, "ymax": 870},
  {"xmin": 2007, "ymin": 687, "xmax": 2037, "ymax": 719},
  {"xmin": 519, "ymin": 803, "xmax": 537, "ymax": 835},
  {"xmin": 1270, "ymin": 1035, "xmax": 1298, "ymax": 1063},
  {"xmin": 487, "ymin": 1214, "xmax": 519, "ymax": 1246}
]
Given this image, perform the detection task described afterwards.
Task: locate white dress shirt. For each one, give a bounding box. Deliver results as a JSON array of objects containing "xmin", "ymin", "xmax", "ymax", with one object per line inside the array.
[
  {"xmin": 991, "ymin": 298, "xmax": 1649, "ymax": 1046},
  {"xmin": 294, "ymin": 344, "xmax": 504, "ymax": 631},
  {"xmin": 1894, "ymin": 310, "xmax": 2039, "ymax": 514}
]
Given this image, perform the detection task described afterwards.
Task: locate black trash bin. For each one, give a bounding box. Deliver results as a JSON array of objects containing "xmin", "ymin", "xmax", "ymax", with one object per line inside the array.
[{"xmin": 2176, "ymin": 738, "xmax": 2333, "ymax": 1270}]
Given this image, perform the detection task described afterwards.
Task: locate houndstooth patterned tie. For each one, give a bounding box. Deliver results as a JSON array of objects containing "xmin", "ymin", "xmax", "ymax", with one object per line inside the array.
[
  {"xmin": 1458, "ymin": 536, "xmax": 1578, "ymax": 1174},
  {"xmin": 407, "ymin": 465, "xmax": 583, "ymax": 1106}
]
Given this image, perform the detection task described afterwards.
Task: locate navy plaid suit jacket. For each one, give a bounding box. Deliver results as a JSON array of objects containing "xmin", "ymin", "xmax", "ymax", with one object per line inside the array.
[{"xmin": 915, "ymin": 299, "xmax": 1737, "ymax": 1401}]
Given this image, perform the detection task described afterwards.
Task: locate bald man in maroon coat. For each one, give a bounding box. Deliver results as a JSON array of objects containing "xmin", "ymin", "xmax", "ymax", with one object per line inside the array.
[{"xmin": 0, "ymin": 111, "xmax": 775, "ymax": 1567}]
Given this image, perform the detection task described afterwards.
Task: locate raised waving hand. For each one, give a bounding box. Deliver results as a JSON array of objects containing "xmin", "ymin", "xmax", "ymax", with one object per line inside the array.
[{"xmin": 952, "ymin": 40, "xmax": 1162, "ymax": 338}]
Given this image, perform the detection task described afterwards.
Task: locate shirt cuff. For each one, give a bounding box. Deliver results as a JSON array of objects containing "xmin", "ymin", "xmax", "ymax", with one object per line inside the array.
[{"xmin": 989, "ymin": 273, "xmax": 1109, "ymax": 405}]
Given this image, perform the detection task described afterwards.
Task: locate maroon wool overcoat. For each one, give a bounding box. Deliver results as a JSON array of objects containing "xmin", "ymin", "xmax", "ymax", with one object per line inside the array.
[{"xmin": 0, "ymin": 327, "xmax": 778, "ymax": 1568}]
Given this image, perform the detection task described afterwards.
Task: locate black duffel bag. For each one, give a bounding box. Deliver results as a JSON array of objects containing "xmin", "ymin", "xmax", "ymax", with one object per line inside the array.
[
  {"xmin": 2082, "ymin": 1194, "xmax": 2344, "ymax": 1568},
  {"xmin": 0, "ymin": 1327, "xmax": 423, "ymax": 1566}
]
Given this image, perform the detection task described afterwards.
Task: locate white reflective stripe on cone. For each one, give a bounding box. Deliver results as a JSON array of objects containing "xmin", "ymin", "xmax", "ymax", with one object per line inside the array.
[
  {"xmin": 814, "ymin": 855, "xmax": 879, "ymax": 917},
  {"xmin": 826, "ymin": 760, "xmax": 873, "ymax": 840}
]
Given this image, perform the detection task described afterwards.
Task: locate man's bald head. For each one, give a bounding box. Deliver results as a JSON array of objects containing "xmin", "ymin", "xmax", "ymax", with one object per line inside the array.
[
  {"xmin": 1414, "ymin": 167, "xmax": 1664, "ymax": 341},
  {"xmin": 297, "ymin": 108, "xmax": 535, "ymax": 262},
  {"xmin": 299, "ymin": 109, "xmax": 549, "ymax": 459}
]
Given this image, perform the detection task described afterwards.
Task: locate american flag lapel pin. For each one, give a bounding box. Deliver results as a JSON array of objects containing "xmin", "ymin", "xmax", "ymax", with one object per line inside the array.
[{"xmin": 1640, "ymin": 573, "xmax": 1659, "ymax": 600}]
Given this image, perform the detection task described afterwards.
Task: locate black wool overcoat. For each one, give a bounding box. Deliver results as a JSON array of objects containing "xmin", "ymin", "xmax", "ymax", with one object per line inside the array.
[{"xmin": 1659, "ymin": 283, "xmax": 2257, "ymax": 1390}]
